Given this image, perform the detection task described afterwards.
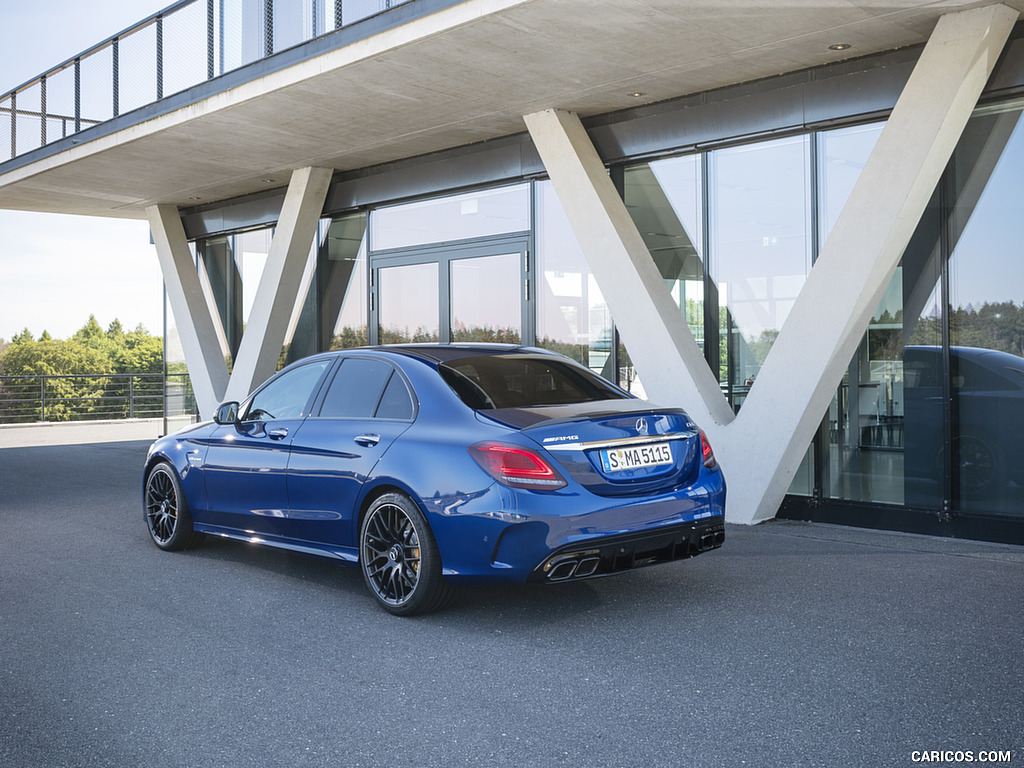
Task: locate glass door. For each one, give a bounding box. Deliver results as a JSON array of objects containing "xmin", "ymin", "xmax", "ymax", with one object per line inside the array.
[
  {"xmin": 372, "ymin": 238, "xmax": 530, "ymax": 346},
  {"xmin": 377, "ymin": 262, "xmax": 440, "ymax": 343},
  {"xmin": 450, "ymin": 252, "xmax": 523, "ymax": 343}
]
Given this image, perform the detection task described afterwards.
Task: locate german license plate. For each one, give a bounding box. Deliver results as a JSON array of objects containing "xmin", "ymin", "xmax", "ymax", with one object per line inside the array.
[{"xmin": 599, "ymin": 443, "xmax": 673, "ymax": 473}]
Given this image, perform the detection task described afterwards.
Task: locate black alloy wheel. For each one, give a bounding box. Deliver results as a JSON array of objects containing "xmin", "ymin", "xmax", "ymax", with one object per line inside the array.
[
  {"xmin": 359, "ymin": 493, "xmax": 452, "ymax": 616},
  {"xmin": 144, "ymin": 462, "xmax": 200, "ymax": 551},
  {"xmin": 952, "ymin": 434, "xmax": 1005, "ymax": 498}
]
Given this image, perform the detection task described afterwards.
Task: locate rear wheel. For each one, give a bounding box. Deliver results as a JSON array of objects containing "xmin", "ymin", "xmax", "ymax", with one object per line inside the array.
[
  {"xmin": 952, "ymin": 433, "xmax": 1004, "ymax": 498},
  {"xmin": 359, "ymin": 493, "xmax": 452, "ymax": 616},
  {"xmin": 144, "ymin": 462, "xmax": 201, "ymax": 551}
]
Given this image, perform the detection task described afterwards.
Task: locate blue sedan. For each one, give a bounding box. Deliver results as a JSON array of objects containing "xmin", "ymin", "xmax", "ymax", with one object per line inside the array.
[{"xmin": 143, "ymin": 345, "xmax": 726, "ymax": 615}]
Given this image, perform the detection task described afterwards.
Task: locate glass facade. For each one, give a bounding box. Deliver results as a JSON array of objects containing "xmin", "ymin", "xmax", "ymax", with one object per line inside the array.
[
  {"xmin": 712, "ymin": 136, "xmax": 812, "ymax": 406},
  {"xmin": 196, "ymin": 227, "xmax": 273, "ymax": 370},
  {"xmin": 182, "ymin": 89, "xmax": 1024, "ymax": 541},
  {"xmin": 535, "ymin": 181, "xmax": 615, "ymax": 380},
  {"xmin": 814, "ymin": 101, "xmax": 1024, "ymax": 530}
]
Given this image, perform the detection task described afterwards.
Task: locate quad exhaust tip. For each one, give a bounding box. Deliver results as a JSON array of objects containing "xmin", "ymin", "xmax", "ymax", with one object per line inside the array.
[
  {"xmin": 546, "ymin": 554, "xmax": 601, "ymax": 581},
  {"xmin": 700, "ymin": 531, "xmax": 725, "ymax": 550}
]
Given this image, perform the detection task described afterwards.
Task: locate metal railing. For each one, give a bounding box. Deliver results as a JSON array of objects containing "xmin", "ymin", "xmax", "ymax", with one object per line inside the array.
[
  {"xmin": 1, "ymin": 0, "xmax": 410, "ymax": 165},
  {"xmin": 0, "ymin": 373, "xmax": 195, "ymax": 424}
]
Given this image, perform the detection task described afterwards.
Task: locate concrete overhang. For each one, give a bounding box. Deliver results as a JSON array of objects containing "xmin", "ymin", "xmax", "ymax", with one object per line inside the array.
[{"xmin": 1, "ymin": 0, "xmax": 1022, "ymax": 220}]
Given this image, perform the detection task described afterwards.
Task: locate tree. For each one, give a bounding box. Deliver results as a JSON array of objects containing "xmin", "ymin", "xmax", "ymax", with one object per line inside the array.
[
  {"xmin": 106, "ymin": 319, "xmax": 125, "ymax": 343},
  {"xmin": 11, "ymin": 328, "xmax": 34, "ymax": 344},
  {"xmin": 114, "ymin": 327, "xmax": 163, "ymax": 374},
  {"xmin": 73, "ymin": 315, "xmax": 105, "ymax": 347},
  {"xmin": 0, "ymin": 317, "xmax": 165, "ymax": 422}
]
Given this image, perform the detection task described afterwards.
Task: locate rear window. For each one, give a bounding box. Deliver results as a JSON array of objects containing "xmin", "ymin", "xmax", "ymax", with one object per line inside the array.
[{"xmin": 439, "ymin": 354, "xmax": 627, "ymax": 409}]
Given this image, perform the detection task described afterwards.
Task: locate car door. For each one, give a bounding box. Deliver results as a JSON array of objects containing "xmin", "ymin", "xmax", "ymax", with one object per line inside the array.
[
  {"xmin": 202, "ymin": 358, "xmax": 334, "ymax": 537},
  {"xmin": 285, "ymin": 356, "xmax": 416, "ymax": 548}
]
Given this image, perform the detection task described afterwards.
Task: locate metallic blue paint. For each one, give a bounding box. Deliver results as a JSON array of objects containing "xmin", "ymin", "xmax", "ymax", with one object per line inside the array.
[{"xmin": 143, "ymin": 345, "xmax": 725, "ymax": 592}]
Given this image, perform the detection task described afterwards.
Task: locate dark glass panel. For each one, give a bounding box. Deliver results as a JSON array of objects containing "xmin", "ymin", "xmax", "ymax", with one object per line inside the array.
[{"xmin": 320, "ymin": 358, "xmax": 393, "ymax": 419}]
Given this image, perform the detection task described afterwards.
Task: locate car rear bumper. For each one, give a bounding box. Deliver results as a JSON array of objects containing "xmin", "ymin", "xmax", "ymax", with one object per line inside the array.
[{"xmin": 526, "ymin": 518, "xmax": 724, "ymax": 583}]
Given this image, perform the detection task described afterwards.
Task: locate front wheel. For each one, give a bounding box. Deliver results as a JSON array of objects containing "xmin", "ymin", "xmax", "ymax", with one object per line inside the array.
[
  {"xmin": 144, "ymin": 462, "xmax": 201, "ymax": 551},
  {"xmin": 359, "ymin": 493, "xmax": 452, "ymax": 616}
]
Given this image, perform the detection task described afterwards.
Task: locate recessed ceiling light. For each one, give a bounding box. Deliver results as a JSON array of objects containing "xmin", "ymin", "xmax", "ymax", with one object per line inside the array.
[
  {"xmin": 629, "ymin": 92, "xmax": 645, "ymax": 98},
  {"xmin": 261, "ymin": 178, "xmax": 275, "ymax": 183},
  {"xmin": 188, "ymin": 196, "xmax": 202, "ymax": 201},
  {"xmin": 828, "ymin": 43, "xmax": 852, "ymax": 51}
]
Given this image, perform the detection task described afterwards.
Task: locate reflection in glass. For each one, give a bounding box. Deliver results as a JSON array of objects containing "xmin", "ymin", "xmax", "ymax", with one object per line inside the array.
[
  {"xmin": 323, "ymin": 214, "xmax": 369, "ymax": 350},
  {"xmin": 378, "ymin": 263, "xmax": 439, "ymax": 343},
  {"xmin": 818, "ymin": 123, "xmax": 883, "ymax": 239},
  {"xmin": 624, "ymin": 155, "xmax": 706, "ymax": 353},
  {"xmin": 826, "ymin": 103, "xmax": 1024, "ymax": 518},
  {"xmin": 197, "ymin": 235, "xmax": 241, "ymax": 367},
  {"xmin": 711, "ymin": 135, "xmax": 811, "ymax": 407},
  {"xmin": 947, "ymin": 102, "xmax": 1024, "ymax": 516},
  {"xmin": 196, "ymin": 226, "xmax": 273, "ymax": 370},
  {"xmin": 372, "ymin": 184, "xmax": 530, "ymax": 251},
  {"xmin": 277, "ymin": 214, "xmax": 369, "ymax": 365},
  {"xmin": 450, "ymin": 254, "xmax": 521, "ymax": 343},
  {"xmin": 535, "ymin": 181, "xmax": 615, "ymax": 379},
  {"xmin": 811, "ymin": 123, "xmax": 907, "ymax": 505}
]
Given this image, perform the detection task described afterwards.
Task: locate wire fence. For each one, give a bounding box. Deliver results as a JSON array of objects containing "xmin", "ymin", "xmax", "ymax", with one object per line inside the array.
[
  {"xmin": 1, "ymin": 0, "xmax": 410, "ymax": 164},
  {"xmin": 0, "ymin": 373, "xmax": 195, "ymax": 424}
]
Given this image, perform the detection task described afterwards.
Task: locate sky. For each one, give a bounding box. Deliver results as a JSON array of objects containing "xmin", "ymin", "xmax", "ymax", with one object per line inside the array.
[{"xmin": 0, "ymin": 0, "xmax": 172, "ymax": 341}]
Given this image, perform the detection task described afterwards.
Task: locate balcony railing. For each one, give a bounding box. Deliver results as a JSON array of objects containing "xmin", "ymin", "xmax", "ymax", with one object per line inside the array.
[
  {"xmin": 0, "ymin": 373, "xmax": 194, "ymax": 424},
  {"xmin": 1, "ymin": 0, "xmax": 410, "ymax": 165}
]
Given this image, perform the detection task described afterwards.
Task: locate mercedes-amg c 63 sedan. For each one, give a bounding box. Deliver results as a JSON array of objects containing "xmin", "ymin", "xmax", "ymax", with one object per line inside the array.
[{"xmin": 143, "ymin": 345, "xmax": 725, "ymax": 615}]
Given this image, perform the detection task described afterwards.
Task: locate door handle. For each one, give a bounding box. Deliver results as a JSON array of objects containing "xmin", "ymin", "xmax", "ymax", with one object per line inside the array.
[
  {"xmin": 355, "ymin": 433, "xmax": 381, "ymax": 447},
  {"xmin": 268, "ymin": 427, "xmax": 289, "ymax": 440}
]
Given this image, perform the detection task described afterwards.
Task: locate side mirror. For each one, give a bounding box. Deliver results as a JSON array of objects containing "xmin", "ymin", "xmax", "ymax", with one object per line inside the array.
[{"xmin": 214, "ymin": 401, "xmax": 240, "ymax": 425}]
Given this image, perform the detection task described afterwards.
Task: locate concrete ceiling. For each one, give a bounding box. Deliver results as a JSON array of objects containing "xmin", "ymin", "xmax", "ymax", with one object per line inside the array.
[{"xmin": 0, "ymin": 0, "xmax": 1021, "ymax": 220}]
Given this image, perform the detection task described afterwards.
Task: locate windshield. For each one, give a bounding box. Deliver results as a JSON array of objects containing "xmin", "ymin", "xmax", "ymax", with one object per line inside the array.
[{"xmin": 439, "ymin": 354, "xmax": 628, "ymax": 410}]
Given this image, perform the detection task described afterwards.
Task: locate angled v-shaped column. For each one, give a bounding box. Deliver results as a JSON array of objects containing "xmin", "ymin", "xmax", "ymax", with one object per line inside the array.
[
  {"xmin": 525, "ymin": 3, "xmax": 1017, "ymax": 525},
  {"xmin": 149, "ymin": 166, "xmax": 332, "ymax": 418},
  {"xmin": 729, "ymin": 3, "xmax": 1018, "ymax": 523},
  {"xmin": 224, "ymin": 166, "xmax": 333, "ymax": 403},
  {"xmin": 148, "ymin": 203, "xmax": 230, "ymax": 418}
]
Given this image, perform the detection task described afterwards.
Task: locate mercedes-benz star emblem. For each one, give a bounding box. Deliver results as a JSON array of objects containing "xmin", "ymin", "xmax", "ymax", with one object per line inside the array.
[{"xmin": 636, "ymin": 417, "xmax": 648, "ymax": 435}]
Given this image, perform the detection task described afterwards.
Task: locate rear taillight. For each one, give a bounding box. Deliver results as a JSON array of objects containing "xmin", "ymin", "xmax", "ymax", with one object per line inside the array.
[
  {"xmin": 469, "ymin": 441, "xmax": 567, "ymax": 490},
  {"xmin": 700, "ymin": 430, "xmax": 717, "ymax": 469}
]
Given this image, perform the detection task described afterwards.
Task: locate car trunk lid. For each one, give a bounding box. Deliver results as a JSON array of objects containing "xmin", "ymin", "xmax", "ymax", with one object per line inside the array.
[{"xmin": 479, "ymin": 401, "xmax": 702, "ymax": 497}]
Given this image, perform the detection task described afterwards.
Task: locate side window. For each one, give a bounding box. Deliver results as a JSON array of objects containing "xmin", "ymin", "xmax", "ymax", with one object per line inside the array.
[
  {"xmin": 376, "ymin": 373, "xmax": 415, "ymax": 420},
  {"xmin": 320, "ymin": 358, "xmax": 412, "ymax": 419},
  {"xmin": 245, "ymin": 360, "xmax": 332, "ymax": 421}
]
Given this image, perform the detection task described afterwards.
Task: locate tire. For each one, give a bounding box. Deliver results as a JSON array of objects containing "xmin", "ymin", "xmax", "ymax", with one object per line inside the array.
[
  {"xmin": 144, "ymin": 462, "xmax": 201, "ymax": 551},
  {"xmin": 359, "ymin": 492, "xmax": 453, "ymax": 616},
  {"xmin": 952, "ymin": 433, "xmax": 1005, "ymax": 499}
]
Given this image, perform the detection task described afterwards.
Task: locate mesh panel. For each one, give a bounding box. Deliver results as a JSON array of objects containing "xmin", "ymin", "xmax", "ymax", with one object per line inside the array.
[
  {"xmin": 14, "ymin": 82, "xmax": 42, "ymax": 156},
  {"xmin": 79, "ymin": 46, "xmax": 114, "ymax": 126},
  {"xmin": 163, "ymin": 1, "xmax": 209, "ymax": 97},
  {"xmin": 118, "ymin": 23, "xmax": 159, "ymax": 115}
]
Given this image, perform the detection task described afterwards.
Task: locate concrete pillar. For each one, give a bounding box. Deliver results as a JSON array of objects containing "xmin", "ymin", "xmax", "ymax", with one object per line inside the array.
[
  {"xmin": 224, "ymin": 166, "xmax": 333, "ymax": 402},
  {"xmin": 147, "ymin": 203, "xmax": 230, "ymax": 418}
]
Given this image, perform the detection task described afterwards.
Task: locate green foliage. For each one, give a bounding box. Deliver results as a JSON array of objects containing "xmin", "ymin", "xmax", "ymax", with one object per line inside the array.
[
  {"xmin": 1, "ymin": 316, "xmax": 163, "ymax": 377},
  {"xmin": 11, "ymin": 328, "xmax": 34, "ymax": 344},
  {"xmin": 0, "ymin": 318, "xmax": 164, "ymax": 422},
  {"xmin": 908, "ymin": 301, "xmax": 1024, "ymax": 357}
]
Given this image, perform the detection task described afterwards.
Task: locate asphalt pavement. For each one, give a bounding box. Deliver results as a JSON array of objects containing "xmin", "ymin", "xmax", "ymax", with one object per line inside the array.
[{"xmin": 1, "ymin": 428, "xmax": 1022, "ymax": 768}]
